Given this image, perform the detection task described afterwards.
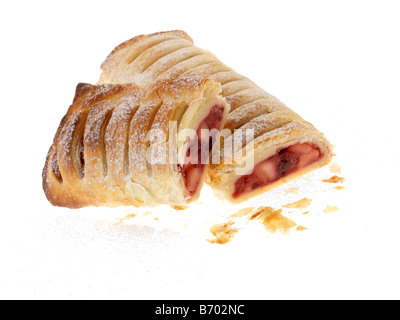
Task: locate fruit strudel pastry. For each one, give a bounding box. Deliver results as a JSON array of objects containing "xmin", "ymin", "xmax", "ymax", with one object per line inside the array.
[
  {"xmin": 43, "ymin": 77, "xmax": 229, "ymax": 208},
  {"xmin": 98, "ymin": 30, "xmax": 333, "ymax": 203}
]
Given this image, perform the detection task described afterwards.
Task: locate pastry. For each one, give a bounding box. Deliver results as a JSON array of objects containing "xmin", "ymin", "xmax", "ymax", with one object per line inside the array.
[
  {"xmin": 43, "ymin": 77, "xmax": 229, "ymax": 208},
  {"xmin": 98, "ymin": 30, "xmax": 333, "ymax": 203}
]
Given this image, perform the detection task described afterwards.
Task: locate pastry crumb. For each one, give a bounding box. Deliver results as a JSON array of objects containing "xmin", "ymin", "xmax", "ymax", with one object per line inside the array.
[
  {"xmin": 296, "ymin": 226, "xmax": 308, "ymax": 231},
  {"xmin": 323, "ymin": 176, "xmax": 345, "ymax": 183},
  {"xmin": 283, "ymin": 198, "xmax": 312, "ymax": 210},
  {"xmin": 333, "ymin": 186, "xmax": 345, "ymax": 190},
  {"xmin": 208, "ymin": 222, "xmax": 238, "ymax": 245},
  {"xmin": 250, "ymin": 207, "xmax": 297, "ymax": 234},
  {"xmin": 115, "ymin": 213, "xmax": 136, "ymax": 224},
  {"xmin": 172, "ymin": 206, "xmax": 188, "ymax": 211},
  {"xmin": 330, "ymin": 163, "xmax": 342, "ymax": 174},
  {"xmin": 230, "ymin": 207, "xmax": 255, "ymax": 218},
  {"xmin": 323, "ymin": 205, "xmax": 339, "ymax": 214},
  {"xmin": 302, "ymin": 211, "xmax": 310, "ymax": 215}
]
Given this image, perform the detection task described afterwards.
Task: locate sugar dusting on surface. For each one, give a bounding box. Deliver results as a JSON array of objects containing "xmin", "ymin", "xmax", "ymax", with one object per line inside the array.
[
  {"xmin": 285, "ymin": 188, "xmax": 299, "ymax": 196},
  {"xmin": 105, "ymin": 159, "xmax": 345, "ymax": 245}
]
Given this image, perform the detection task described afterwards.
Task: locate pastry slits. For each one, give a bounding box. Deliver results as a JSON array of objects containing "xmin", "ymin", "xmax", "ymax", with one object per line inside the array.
[
  {"xmin": 98, "ymin": 30, "xmax": 333, "ymax": 203},
  {"xmin": 43, "ymin": 77, "xmax": 229, "ymax": 208},
  {"xmin": 151, "ymin": 48, "xmax": 206, "ymax": 79}
]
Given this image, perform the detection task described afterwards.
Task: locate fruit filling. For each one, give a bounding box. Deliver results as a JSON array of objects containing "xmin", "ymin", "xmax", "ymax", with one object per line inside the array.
[
  {"xmin": 233, "ymin": 143, "xmax": 322, "ymax": 198},
  {"xmin": 179, "ymin": 105, "xmax": 225, "ymax": 197},
  {"xmin": 51, "ymin": 153, "xmax": 63, "ymax": 182}
]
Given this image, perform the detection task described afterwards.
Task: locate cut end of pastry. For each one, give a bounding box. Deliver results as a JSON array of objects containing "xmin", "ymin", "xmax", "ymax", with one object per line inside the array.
[
  {"xmin": 232, "ymin": 142, "xmax": 331, "ymax": 201},
  {"xmin": 208, "ymin": 124, "xmax": 333, "ymax": 204},
  {"xmin": 174, "ymin": 80, "xmax": 229, "ymax": 204},
  {"xmin": 179, "ymin": 104, "xmax": 226, "ymax": 199}
]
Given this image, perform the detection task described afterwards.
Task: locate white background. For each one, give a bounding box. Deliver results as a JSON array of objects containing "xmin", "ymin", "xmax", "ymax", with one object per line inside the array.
[{"xmin": 1, "ymin": 0, "xmax": 399, "ymax": 300}]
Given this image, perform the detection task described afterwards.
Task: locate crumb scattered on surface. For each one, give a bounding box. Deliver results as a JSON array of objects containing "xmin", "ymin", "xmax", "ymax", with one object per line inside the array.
[
  {"xmin": 333, "ymin": 186, "xmax": 345, "ymax": 190},
  {"xmin": 302, "ymin": 211, "xmax": 310, "ymax": 215},
  {"xmin": 323, "ymin": 205, "xmax": 339, "ymax": 214},
  {"xmin": 116, "ymin": 213, "xmax": 136, "ymax": 224},
  {"xmin": 230, "ymin": 207, "xmax": 255, "ymax": 218},
  {"xmin": 173, "ymin": 206, "xmax": 188, "ymax": 211},
  {"xmin": 208, "ymin": 222, "xmax": 239, "ymax": 244},
  {"xmin": 283, "ymin": 198, "xmax": 313, "ymax": 210},
  {"xmin": 250, "ymin": 207, "xmax": 297, "ymax": 234},
  {"xmin": 285, "ymin": 187, "xmax": 299, "ymax": 196},
  {"xmin": 330, "ymin": 163, "xmax": 342, "ymax": 174},
  {"xmin": 296, "ymin": 226, "xmax": 308, "ymax": 231},
  {"xmin": 323, "ymin": 176, "xmax": 345, "ymax": 183}
]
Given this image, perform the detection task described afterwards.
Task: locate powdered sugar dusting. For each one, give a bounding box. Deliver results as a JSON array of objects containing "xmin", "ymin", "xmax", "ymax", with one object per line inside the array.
[{"xmin": 44, "ymin": 75, "xmax": 225, "ymax": 208}]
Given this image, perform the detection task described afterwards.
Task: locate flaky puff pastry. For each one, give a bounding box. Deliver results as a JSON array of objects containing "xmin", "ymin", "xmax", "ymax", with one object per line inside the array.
[
  {"xmin": 43, "ymin": 77, "xmax": 229, "ymax": 208},
  {"xmin": 98, "ymin": 30, "xmax": 333, "ymax": 203}
]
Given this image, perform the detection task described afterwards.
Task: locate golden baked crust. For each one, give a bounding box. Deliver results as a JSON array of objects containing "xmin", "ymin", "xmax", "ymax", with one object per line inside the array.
[
  {"xmin": 43, "ymin": 77, "xmax": 228, "ymax": 208},
  {"xmin": 98, "ymin": 30, "xmax": 333, "ymax": 203}
]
